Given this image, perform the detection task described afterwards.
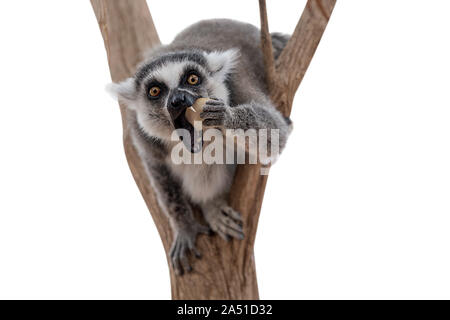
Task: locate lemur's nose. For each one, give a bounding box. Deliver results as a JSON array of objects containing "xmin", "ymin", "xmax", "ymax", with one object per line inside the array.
[
  {"xmin": 170, "ymin": 91, "xmax": 195, "ymax": 110},
  {"xmin": 171, "ymin": 95, "xmax": 185, "ymax": 108}
]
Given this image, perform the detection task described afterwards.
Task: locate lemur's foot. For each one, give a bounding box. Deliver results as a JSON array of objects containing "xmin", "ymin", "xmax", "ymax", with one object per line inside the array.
[
  {"xmin": 203, "ymin": 203, "xmax": 244, "ymax": 241},
  {"xmin": 169, "ymin": 222, "xmax": 210, "ymax": 276}
]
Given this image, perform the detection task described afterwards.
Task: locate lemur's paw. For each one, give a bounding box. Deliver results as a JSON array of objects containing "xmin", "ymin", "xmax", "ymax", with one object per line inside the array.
[
  {"xmin": 204, "ymin": 205, "xmax": 244, "ymax": 241},
  {"xmin": 199, "ymin": 99, "xmax": 231, "ymax": 128},
  {"xmin": 169, "ymin": 223, "xmax": 210, "ymax": 276}
]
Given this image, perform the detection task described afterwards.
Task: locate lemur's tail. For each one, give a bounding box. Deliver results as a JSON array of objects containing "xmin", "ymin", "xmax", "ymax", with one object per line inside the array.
[{"xmin": 271, "ymin": 32, "xmax": 290, "ymax": 60}]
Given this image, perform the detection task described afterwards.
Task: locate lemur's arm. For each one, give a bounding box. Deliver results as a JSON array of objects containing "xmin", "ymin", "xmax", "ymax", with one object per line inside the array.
[
  {"xmin": 129, "ymin": 116, "xmax": 209, "ymax": 275},
  {"xmin": 200, "ymin": 95, "xmax": 292, "ymax": 158}
]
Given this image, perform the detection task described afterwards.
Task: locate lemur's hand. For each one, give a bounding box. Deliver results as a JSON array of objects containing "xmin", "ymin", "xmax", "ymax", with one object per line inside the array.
[
  {"xmin": 199, "ymin": 99, "xmax": 233, "ymax": 129},
  {"xmin": 170, "ymin": 219, "xmax": 211, "ymax": 275}
]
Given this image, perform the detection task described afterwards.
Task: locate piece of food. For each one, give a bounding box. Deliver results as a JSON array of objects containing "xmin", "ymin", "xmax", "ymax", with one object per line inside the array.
[{"xmin": 185, "ymin": 97, "xmax": 209, "ymax": 130}]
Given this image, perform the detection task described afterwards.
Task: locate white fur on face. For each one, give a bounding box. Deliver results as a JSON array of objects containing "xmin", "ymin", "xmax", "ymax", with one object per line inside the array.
[
  {"xmin": 152, "ymin": 62, "xmax": 186, "ymax": 89},
  {"xmin": 136, "ymin": 108, "xmax": 173, "ymax": 142}
]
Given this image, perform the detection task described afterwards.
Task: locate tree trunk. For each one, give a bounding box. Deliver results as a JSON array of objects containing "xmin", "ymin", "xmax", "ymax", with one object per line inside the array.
[{"xmin": 90, "ymin": 0, "xmax": 336, "ymax": 299}]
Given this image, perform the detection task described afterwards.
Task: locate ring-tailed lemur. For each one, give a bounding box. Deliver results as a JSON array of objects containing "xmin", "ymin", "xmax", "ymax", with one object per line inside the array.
[{"xmin": 109, "ymin": 19, "xmax": 292, "ymax": 275}]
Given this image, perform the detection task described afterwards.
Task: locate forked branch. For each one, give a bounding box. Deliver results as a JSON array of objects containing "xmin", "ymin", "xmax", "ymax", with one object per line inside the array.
[
  {"xmin": 91, "ymin": 0, "xmax": 336, "ymax": 299},
  {"xmin": 271, "ymin": 0, "xmax": 336, "ymax": 116}
]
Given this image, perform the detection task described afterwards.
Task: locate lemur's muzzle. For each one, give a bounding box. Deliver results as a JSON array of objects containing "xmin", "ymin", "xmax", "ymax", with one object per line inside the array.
[
  {"xmin": 168, "ymin": 90, "xmax": 196, "ymax": 120},
  {"xmin": 168, "ymin": 90, "xmax": 202, "ymax": 153}
]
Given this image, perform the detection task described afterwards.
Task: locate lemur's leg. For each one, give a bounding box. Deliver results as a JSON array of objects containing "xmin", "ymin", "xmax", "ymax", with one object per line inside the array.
[
  {"xmin": 130, "ymin": 120, "xmax": 210, "ymax": 275},
  {"xmin": 147, "ymin": 163, "xmax": 210, "ymax": 274},
  {"xmin": 200, "ymin": 198, "xmax": 244, "ymax": 241},
  {"xmin": 200, "ymin": 98, "xmax": 292, "ymax": 158}
]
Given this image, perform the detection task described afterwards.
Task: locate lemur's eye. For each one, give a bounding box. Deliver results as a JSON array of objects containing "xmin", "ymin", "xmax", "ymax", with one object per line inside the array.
[
  {"xmin": 187, "ymin": 74, "xmax": 200, "ymax": 85},
  {"xmin": 149, "ymin": 86, "xmax": 161, "ymax": 97}
]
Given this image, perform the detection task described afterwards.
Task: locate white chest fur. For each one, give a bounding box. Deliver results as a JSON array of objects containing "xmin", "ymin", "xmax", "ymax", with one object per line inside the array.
[{"xmin": 166, "ymin": 160, "xmax": 234, "ymax": 204}]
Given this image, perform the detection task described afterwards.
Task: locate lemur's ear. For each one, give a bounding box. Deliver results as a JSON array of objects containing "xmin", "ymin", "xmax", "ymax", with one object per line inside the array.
[
  {"xmin": 107, "ymin": 77, "xmax": 137, "ymax": 109},
  {"xmin": 203, "ymin": 49, "xmax": 240, "ymax": 82}
]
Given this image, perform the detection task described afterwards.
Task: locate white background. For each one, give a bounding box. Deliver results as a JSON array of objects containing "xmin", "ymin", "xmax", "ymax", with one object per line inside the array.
[{"xmin": 0, "ymin": 0, "xmax": 449, "ymax": 299}]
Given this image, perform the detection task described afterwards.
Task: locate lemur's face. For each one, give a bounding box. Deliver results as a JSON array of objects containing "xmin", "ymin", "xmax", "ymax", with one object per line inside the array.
[{"xmin": 110, "ymin": 49, "xmax": 239, "ymax": 149}]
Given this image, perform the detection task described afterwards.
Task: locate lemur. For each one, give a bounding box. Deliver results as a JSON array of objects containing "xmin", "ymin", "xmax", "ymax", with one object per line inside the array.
[{"xmin": 109, "ymin": 19, "xmax": 291, "ymax": 275}]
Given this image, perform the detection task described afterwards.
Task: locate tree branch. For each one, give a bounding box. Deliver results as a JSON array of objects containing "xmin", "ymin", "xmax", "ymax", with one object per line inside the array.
[
  {"xmin": 258, "ymin": 0, "xmax": 277, "ymax": 93},
  {"xmin": 229, "ymin": 0, "xmax": 336, "ymax": 257},
  {"xmin": 91, "ymin": 0, "xmax": 160, "ymax": 82},
  {"xmin": 91, "ymin": 0, "xmax": 336, "ymax": 299},
  {"xmin": 274, "ymin": 0, "xmax": 336, "ymax": 116}
]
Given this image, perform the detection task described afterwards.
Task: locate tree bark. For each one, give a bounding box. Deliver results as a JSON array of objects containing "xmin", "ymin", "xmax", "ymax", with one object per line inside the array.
[{"xmin": 90, "ymin": 0, "xmax": 336, "ymax": 299}]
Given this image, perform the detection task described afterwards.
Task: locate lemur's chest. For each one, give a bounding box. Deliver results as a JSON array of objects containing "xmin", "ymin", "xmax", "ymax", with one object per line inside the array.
[{"xmin": 166, "ymin": 160, "xmax": 234, "ymax": 204}]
